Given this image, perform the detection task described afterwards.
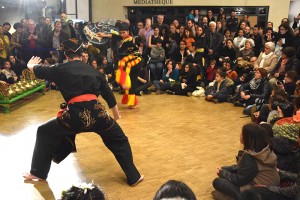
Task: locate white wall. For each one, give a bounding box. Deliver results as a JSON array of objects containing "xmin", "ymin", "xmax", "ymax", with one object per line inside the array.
[
  {"xmin": 289, "ymin": 0, "xmax": 300, "ymax": 27},
  {"xmin": 66, "ymin": 0, "xmax": 90, "ymax": 22},
  {"xmin": 92, "ymin": 0, "xmax": 290, "ymax": 29}
]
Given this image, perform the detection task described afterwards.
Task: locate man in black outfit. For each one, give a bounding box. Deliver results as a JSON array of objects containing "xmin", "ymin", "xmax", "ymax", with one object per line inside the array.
[{"xmin": 23, "ymin": 39, "xmax": 144, "ymax": 186}]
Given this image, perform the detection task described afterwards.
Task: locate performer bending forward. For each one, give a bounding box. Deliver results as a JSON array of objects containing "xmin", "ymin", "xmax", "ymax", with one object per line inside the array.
[
  {"xmin": 97, "ymin": 22, "xmax": 142, "ymax": 108},
  {"xmin": 23, "ymin": 39, "xmax": 144, "ymax": 186}
]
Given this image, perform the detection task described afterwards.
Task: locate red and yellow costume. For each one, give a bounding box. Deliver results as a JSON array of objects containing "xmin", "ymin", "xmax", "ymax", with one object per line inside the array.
[{"xmin": 115, "ymin": 35, "xmax": 142, "ymax": 106}]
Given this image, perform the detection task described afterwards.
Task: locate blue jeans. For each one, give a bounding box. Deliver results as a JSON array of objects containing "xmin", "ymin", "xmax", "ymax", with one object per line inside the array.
[
  {"xmin": 149, "ymin": 61, "xmax": 164, "ymax": 81},
  {"xmin": 153, "ymin": 80, "xmax": 172, "ymax": 91},
  {"xmin": 213, "ymin": 178, "xmax": 242, "ymax": 200}
]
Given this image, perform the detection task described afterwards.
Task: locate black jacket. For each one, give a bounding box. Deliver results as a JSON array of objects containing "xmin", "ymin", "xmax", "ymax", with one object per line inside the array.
[{"xmin": 241, "ymin": 77, "xmax": 270, "ymax": 101}]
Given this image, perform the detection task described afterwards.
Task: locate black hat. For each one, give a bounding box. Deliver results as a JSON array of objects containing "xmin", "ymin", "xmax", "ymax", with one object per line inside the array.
[
  {"xmin": 61, "ymin": 38, "xmax": 83, "ymax": 52},
  {"xmin": 119, "ymin": 22, "xmax": 129, "ymax": 31}
]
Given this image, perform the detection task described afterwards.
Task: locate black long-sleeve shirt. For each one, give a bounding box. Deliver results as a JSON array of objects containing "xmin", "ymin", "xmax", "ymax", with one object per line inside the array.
[{"xmin": 33, "ymin": 60, "xmax": 117, "ymax": 108}]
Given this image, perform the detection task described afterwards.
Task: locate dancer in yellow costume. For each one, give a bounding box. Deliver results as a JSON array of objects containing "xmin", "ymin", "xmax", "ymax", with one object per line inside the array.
[{"xmin": 96, "ymin": 22, "xmax": 142, "ymax": 108}]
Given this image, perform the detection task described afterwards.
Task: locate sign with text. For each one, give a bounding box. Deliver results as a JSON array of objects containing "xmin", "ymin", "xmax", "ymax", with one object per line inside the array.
[{"xmin": 133, "ymin": 0, "xmax": 174, "ymax": 5}]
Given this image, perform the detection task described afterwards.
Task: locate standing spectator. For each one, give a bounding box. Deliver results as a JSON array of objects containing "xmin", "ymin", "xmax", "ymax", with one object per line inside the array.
[
  {"xmin": 207, "ymin": 9, "xmax": 215, "ymax": 23},
  {"xmin": 187, "ymin": 19, "xmax": 196, "ymax": 36},
  {"xmin": 194, "ymin": 9, "xmax": 201, "ymax": 25},
  {"xmin": 0, "ymin": 25, "xmax": 10, "ymax": 66},
  {"xmin": 169, "ymin": 23, "xmax": 180, "ymax": 45},
  {"xmin": 217, "ymin": 8, "xmax": 225, "ymax": 21},
  {"xmin": 205, "ymin": 21, "xmax": 223, "ymax": 62},
  {"xmin": 60, "ymin": 13, "xmax": 75, "ymax": 38},
  {"xmin": 138, "ymin": 18, "xmax": 154, "ymax": 56},
  {"xmin": 226, "ymin": 10, "xmax": 239, "ymax": 37},
  {"xmin": 251, "ymin": 25, "xmax": 263, "ymax": 57},
  {"xmin": 201, "ymin": 17, "xmax": 209, "ymax": 34},
  {"xmin": 10, "ymin": 23, "xmax": 23, "ymax": 58},
  {"xmin": 133, "ymin": 21, "xmax": 143, "ymax": 37},
  {"xmin": 292, "ymin": 13, "xmax": 300, "ymax": 30},
  {"xmin": 187, "ymin": 9, "xmax": 195, "ymax": 20},
  {"xmin": 239, "ymin": 14, "xmax": 251, "ymax": 28},
  {"xmin": 3, "ymin": 22, "xmax": 12, "ymax": 40},
  {"xmin": 156, "ymin": 14, "xmax": 169, "ymax": 36},
  {"xmin": 47, "ymin": 21, "xmax": 70, "ymax": 63},
  {"xmin": 74, "ymin": 22, "xmax": 83, "ymax": 40}
]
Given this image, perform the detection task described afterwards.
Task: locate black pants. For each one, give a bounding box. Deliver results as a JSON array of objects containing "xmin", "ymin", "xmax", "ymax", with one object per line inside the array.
[{"xmin": 30, "ymin": 117, "xmax": 141, "ymax": 185}]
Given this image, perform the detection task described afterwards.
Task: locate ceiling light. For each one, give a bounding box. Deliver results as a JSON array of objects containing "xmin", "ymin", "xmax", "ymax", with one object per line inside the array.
[{"xmin": 1, "ymin": 6, "xmax": 4, "ymax": 9}]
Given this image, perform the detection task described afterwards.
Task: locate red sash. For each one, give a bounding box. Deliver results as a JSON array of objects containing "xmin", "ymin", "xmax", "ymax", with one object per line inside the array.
[{"xmin": 57, "ymin": 94, "xmax": 98, "ymax": 117}]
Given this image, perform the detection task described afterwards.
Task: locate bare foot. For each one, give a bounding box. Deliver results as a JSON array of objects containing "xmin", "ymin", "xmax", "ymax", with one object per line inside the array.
[
  {"xmin": 128, "ymin": 105, "xmax": 137, "ymax": 109},
  {"xmin": 130, "ymin": 175, "xmax": 144, "ymax": 187},
  {"xmin": 23, "ymin": 173, "xmax": 43, "ymax": 181}
]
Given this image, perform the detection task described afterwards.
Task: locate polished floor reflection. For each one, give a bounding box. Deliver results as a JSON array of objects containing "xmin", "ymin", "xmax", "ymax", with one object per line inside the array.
[{"xmin": 0, "ymin": 91, "xmax": 249, "ymax": 200}]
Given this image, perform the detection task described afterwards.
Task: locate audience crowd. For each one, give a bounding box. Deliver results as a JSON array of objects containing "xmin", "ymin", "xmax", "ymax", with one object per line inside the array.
[{"xmin": 1, "ymin": 8, "xmax": 300, "ymax": 200}]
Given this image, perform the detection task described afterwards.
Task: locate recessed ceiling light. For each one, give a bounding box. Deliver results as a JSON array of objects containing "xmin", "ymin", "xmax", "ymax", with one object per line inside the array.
[{"xmin": 1, "ymin": 6, "xmax": 5, "ymax": 9}]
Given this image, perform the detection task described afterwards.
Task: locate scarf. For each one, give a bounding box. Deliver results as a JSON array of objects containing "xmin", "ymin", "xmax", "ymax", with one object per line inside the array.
[
  {"xmin": 249, "ymin": 78, "xmax": 262, "ymax": 90},
  {"xmin": 259, "ymin": 52, "xmax": 273, "ymax": 68}
]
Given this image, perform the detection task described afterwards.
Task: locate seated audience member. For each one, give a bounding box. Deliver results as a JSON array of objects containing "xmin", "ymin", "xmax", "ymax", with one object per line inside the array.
[
  {"xmin": 149, "ymin": 38, "xmax": 165, "ymax": 81},
  {"xmin": 262, "ymin": 28, "xmax": 276, "ymax": 45},
  {"xmin": 182, "ymin": 27, "xmax": 195, "ymax": 49},
  {"xmin": 269, "ymin": 47, "xmax": 300, "ymax": 86},
  {"xmin": 236, "ymin": 39, "xmax": 255, "ymax": 61},
  {"xmin": 272, "ymin": 96, "xmax": 300, "ymax": 173},
  {"xmin": 167, "ymin": 33, "xmax": 179, "ymax": 60},
  {"xmin": 166, "ymin": 63, "xmax": 197, "ymax": 96},
  {"xmin": 90, "ymin": 59, "xmax": 98, "ymax": 69},
  {"xmin": 1, "ymin": 60, "xmax": 18, "ymax": 84},
  {"xmin": 44, "ymin": 58, "xmax": 58, "ymax": 90},
  {"xmin": 61, "ymin": 182, "xmax": 106, "ymax": 200},
  {"xmin": 205, "ymin": 60, "xmax": 217, "ymax": 86},
  {"xmin": 185, "ymin": 42, "xmax": 204, "ymax": 74},
  {"xmin": 136, "ymin": 65, "xmax": 152, "ymax": 96},
  {"xmin": 233, "ymin": 29, "xmax": 246, "ymax": 52},
  {"xmin": 224, "ymin": 60, "xmax": 238, "ymax": 81},
  {"xmin": 212, "ymin": 123, "xmax": 280, "ymax": 200},
  {"xmin": 153, "ymin": 59, "xmax": 179, "ymax": 95},
  {"xmin": 100, "ymin": 56, "xmax": 117, "ymax": 90},
  {"xmin": 153, "ymin": 180, "xmax": 196, "ymax": 200},
  {"xmin": 8, "ymin": 55, "xmax": 26, "ymax": 78},
  {"xmin": 234, "ymin": 68, "xmax": 270, "ymax": 112},
  {"xmin": 277, "ymin": 70, "xmax": 297, "ymax": 97},
  {"xmin": 218, "ymin": 38, "xmax": 236, "ymax": 64},
  {"xmin": 253, "ymin": 87, "xmax": 293, "ymax": 124},
  {"xmin": 254, "ymin": 42, "xmax": 278, "ymax": 74},
  {"xmin": 205, "ymin": 71, "xmax": 231, "ymax": 103},
  {"xmin": 173, "ymin": 40, "xmax": 188, "ymax": 65}
]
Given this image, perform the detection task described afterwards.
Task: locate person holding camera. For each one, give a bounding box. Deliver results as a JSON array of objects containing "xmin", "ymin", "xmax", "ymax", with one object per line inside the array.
[{"xmin": 292, "ymin": 13, "xmax": 300, "ymax": 30}]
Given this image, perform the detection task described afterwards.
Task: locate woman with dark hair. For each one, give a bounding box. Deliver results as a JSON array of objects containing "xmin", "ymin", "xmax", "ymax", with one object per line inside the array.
[
  {"xmin": 182, "ymin": 27, "xmax": 195, "ymax": 48},
  {"xmin": 153, "ymin": 59, "xmax": 179, "ymax": 94},
  {"xmin": 234, "ymin": 68, "xmax": 270, "ymax": 109},
  {"xmin": 153, "ymin": 180, "xmax": 196, "ymax": 200},
  {"xmin": 218, "ymin": 38, "xmax": 236, "ymax": 64},
  {"xmin": 165, "ymin": 63, "xmax": 197, "ymax": 96},
  {"xmin": 212, "ymin": 123, "xmax": 280, "ymax": 200},
  {"xmin": 271, "ymin": 47, "xmax": 300, "ymax": 83},
  {"xmin": 61, "ymin": 183, "xmax": 106, "ymax": 200}
]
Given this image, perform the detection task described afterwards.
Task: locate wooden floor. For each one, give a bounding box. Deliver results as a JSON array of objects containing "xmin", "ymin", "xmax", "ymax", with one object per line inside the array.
[{"xmin": 0, "ymin": 90, "xmax": 250, "ymax": 200}]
